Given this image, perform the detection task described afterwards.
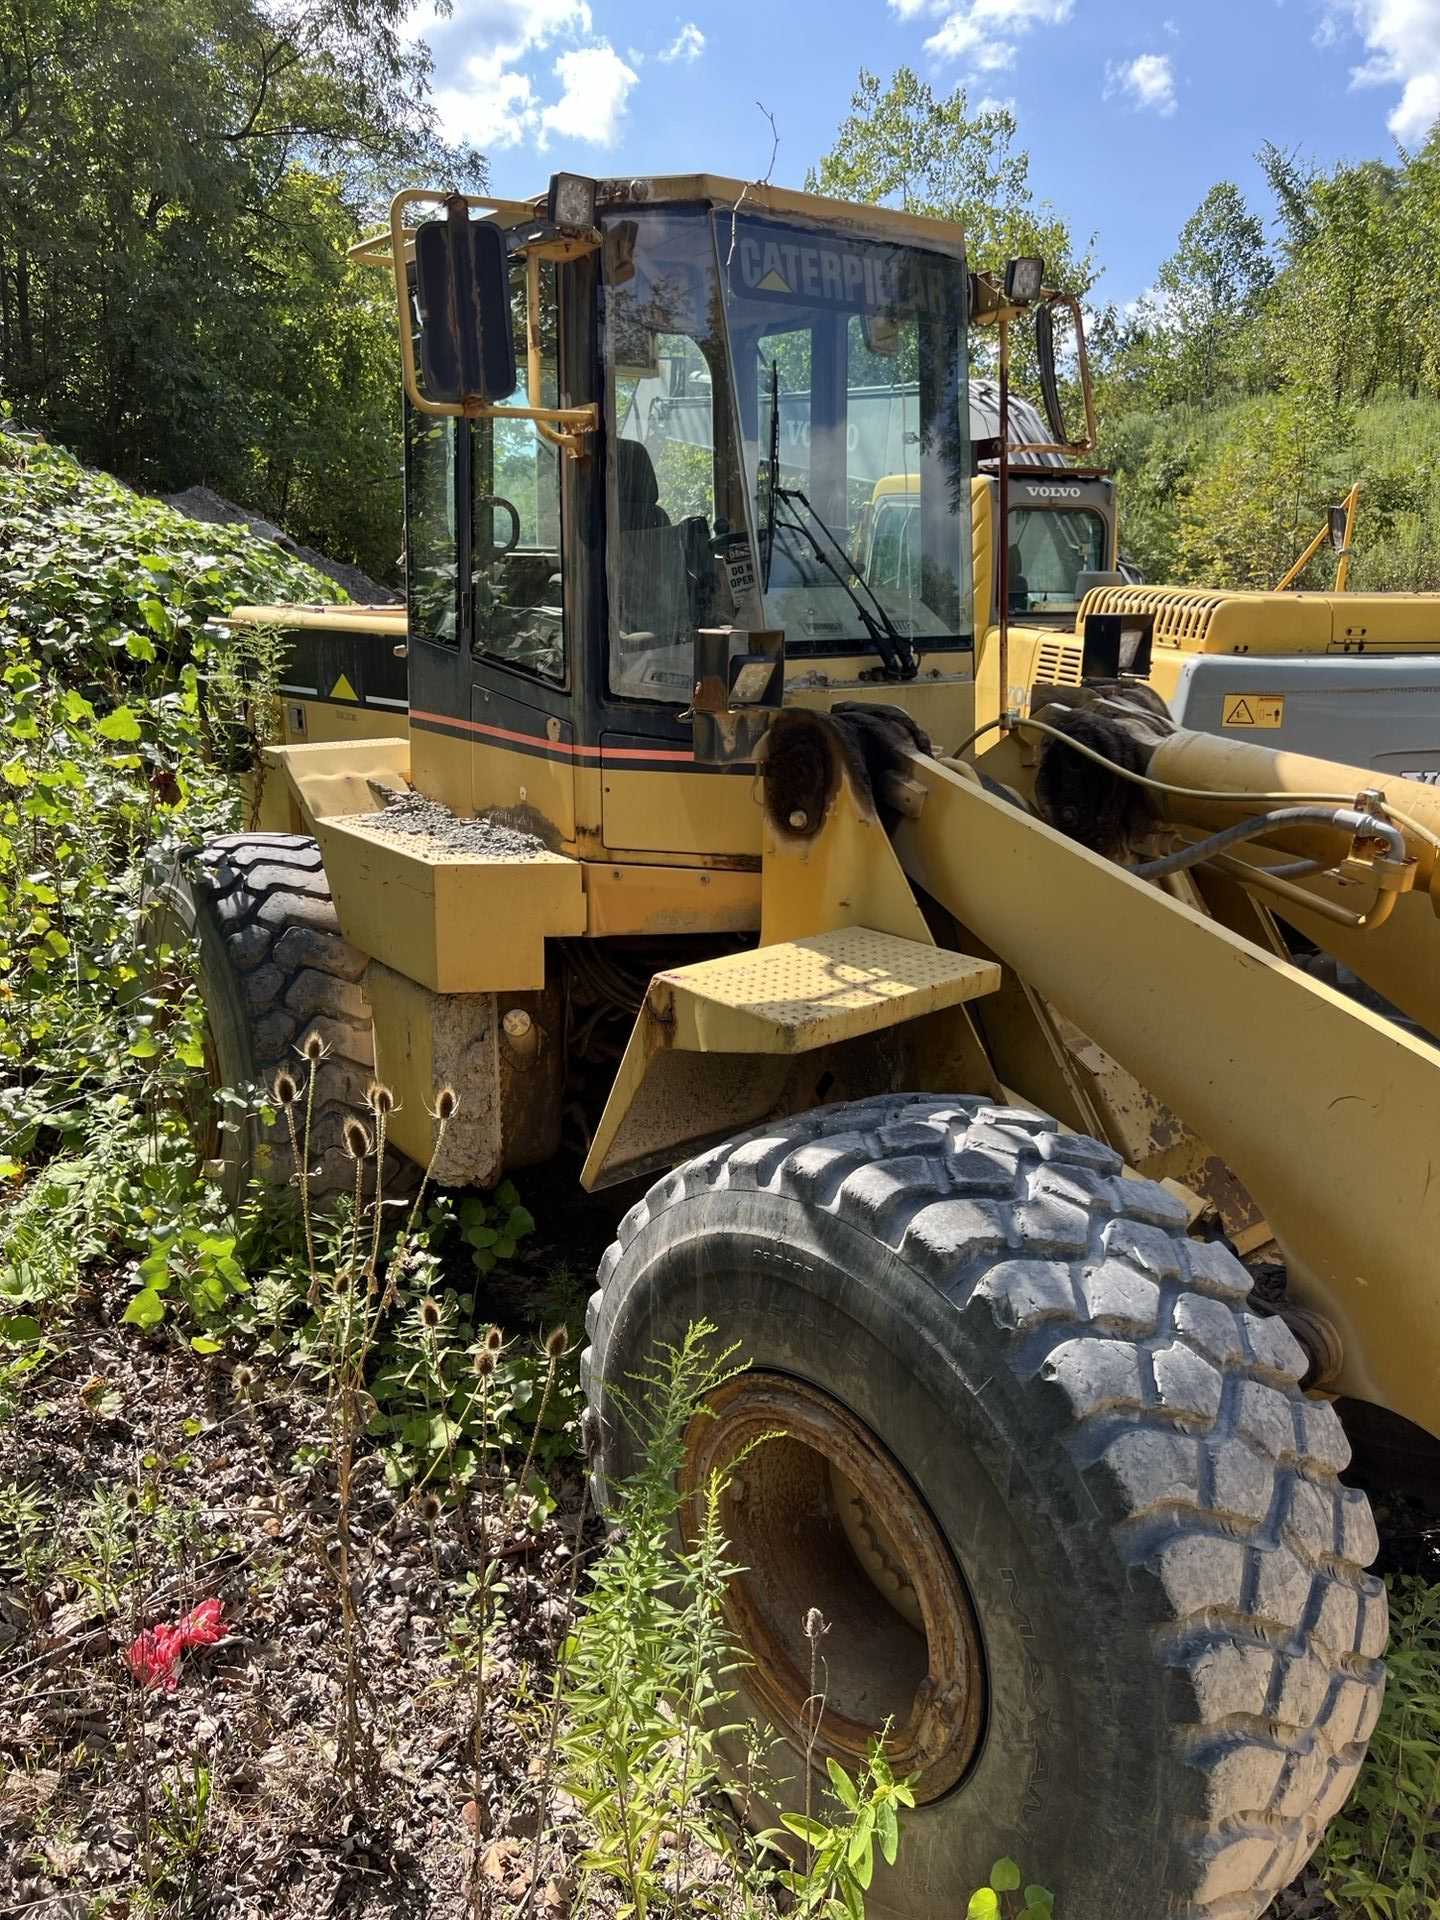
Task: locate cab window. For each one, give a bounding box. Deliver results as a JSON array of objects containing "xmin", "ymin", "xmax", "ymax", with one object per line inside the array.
[
  {"xmin": 469, "ymin": 255, "xmax": 565, "ymax": 683},
  {"xmin": 1007, "ymin": 508, "xmax": 1107, "ymax": 612},
  {"xmin": 406, "ymin": 409, "xmax": 460, "ymax": 645}
]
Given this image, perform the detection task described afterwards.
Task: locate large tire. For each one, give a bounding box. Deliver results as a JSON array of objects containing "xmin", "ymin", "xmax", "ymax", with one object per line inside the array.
[
  {"xmin": 145, "ymin": 832, "xmax": 395, "ymax": 1202},
  {"xmin": 584, "ymin": 1095, "xmax": 1386, "ymax": 1920}
]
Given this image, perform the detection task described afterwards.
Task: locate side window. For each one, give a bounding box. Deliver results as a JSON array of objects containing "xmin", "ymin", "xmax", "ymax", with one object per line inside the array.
[
  {"xmin": 407, "ymin": 409, "xmax": 460, "ymax": 645},
  {"xmin": 470, "ymin": 258, "xmax": 565, "ymax": 683}
]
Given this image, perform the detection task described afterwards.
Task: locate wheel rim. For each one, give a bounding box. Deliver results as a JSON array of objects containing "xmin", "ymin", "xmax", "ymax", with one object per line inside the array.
[{"xmin": 680, "ymin": 1372, "xmax": 986, "ymax": 1802}]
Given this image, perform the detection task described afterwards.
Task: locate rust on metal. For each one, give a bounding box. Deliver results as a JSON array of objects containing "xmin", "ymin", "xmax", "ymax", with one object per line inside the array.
[{"xmin": 681, "ymin": 1372, "xmax": 985, "ymax": 1802}]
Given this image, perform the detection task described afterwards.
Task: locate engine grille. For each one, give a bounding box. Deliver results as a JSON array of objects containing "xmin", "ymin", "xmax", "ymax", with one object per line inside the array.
[
  {"xmin": 1033, "ymin": 640, "xmax": 1084, "ymax": 687},
  {"xmin": 1079, "ymin": 584, "xmax": 1229, "ymax": 647}
]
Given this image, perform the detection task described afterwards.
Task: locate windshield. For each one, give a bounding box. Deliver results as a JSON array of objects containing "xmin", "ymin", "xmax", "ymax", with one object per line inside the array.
[
  {"xmin": 599, "ymin": 206, "xmax": 971, "ymax": 702},
  {"xmin": 722, "ymin": 214, "xmax": 970, "ymax": 657},
  {"xmin": 601, "ymin": 208, "xmax": 759, "ymax": 704},
  {"xmin": 1007, "ymin": 508, "xmax": 1107, "ymax": 612}
]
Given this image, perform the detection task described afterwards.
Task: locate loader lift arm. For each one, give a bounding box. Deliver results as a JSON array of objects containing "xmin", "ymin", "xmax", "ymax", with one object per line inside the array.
[{"xmin": 892, "ymin": 751, "xmax": 1440, "ymax": 1439}]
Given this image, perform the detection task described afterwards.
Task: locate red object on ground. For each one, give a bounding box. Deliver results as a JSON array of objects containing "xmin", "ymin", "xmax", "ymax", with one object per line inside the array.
[{"xmin": 125, "ymin": 1599, "xmax": 227, "ymax": 1690}]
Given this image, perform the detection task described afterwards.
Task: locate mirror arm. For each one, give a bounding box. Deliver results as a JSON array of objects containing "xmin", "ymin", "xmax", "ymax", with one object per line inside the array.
[{"xmin": 366, "ymin": 187, "xmax": 599, "ymax": 456}]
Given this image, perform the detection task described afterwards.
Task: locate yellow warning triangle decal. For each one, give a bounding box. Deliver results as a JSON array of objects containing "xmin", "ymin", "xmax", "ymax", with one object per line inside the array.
[
  {"xmin": 1226, "ymin": 697, "xmax": 1255, "ymax": 725},
  {"xmin": 756, "ymin": 269, "xmax": 791, "ymax": 293},
  {"xmin": 330, "ymin": 672, "xmax": 358, "ymax": 702}
]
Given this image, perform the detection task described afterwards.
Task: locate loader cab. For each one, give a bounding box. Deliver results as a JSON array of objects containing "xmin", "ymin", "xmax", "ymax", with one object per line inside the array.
[{"xmin": 390, "ymin": 179, "xmax": 976, "ymax": 861}]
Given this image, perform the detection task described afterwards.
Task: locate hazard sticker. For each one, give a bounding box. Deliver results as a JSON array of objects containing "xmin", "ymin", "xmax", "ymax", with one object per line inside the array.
[
  {"xmin": 330, "ymin": 672, "xmax": 358, "ymax": 703},
  {"xmin": 1222, "ymin": 693, "xmax": 1284, "ymax": 729}
]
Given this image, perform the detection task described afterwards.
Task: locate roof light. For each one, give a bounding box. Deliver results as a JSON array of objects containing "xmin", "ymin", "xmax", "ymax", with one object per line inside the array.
[{"xmin": 547, "ymin": 172, "xmax": 598, "ymax": 231}]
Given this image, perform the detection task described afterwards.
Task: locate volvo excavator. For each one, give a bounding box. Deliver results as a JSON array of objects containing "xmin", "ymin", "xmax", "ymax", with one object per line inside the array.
[{"xmin": 150, "ymin": 174, "xmax": 1440, "ymax": 1920}]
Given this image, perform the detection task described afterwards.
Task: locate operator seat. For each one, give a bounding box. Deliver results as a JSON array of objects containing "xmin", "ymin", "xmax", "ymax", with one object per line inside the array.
[
  {"xmin": 1007, "ymin": 541, "xmax": 1030, "ymax": 615},
  {"xmin": 614, "ymin": 438, "xmax": 692, "ymax": 649}
]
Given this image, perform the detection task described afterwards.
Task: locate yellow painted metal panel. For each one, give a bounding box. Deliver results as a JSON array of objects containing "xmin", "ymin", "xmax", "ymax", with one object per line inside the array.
[
  {"xmin": 601, "ymin": 760, "xmax": 760, "ymax": 856},
  {"xmin": 582, "ymin": 862, "xmax": 761, "ymax": 936},
  {"xmin": 895, "ymin": 752, "xmax": 1440, "ymax": 1439},
  {"xmin": 261, "ymin": 738, "xmax": 411, "ymax": 830},
  {"xmin": 653, "ymin": 927, "xmax": 998, "ymax": 1054},
  {"xmin": 314, "ymin": 814, "xmax": 585, "ymax": 993}
]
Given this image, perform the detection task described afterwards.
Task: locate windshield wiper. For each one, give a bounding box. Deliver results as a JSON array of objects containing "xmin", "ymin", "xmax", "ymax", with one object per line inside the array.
[
  {"xmin": 774, "ymin": 486, "xmax": 918, "ymax": 681},
  {"xmin": 761, "ymin": 359, "xmax": 780, "ymax": 592}
]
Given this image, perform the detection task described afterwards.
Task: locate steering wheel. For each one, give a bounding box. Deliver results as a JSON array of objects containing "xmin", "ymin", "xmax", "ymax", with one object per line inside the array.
[{"xmin": 475, "ymin": 495, "xmax": 521, "ymax": 562}]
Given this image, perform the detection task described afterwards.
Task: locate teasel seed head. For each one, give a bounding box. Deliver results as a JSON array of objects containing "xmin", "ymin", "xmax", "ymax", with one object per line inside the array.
[
  {"xmin": 342, "ymin": 1118, "xmax": 372, "ymax": 1161},
  {"xmin": 301, "ymin": 1031, "xmax": 327, "ymax": 1064},
  {"xmin": 123, "ymin": 1486, "xmax": 141, "ymax": 1514},
  {"xmin": 484, "ymin": 1324, "xmax": 503, "ymax": 1353},
  {"xmin": 431, "ymin": 1086, "xmax": 459, "ymax": 1122},
  {"xmin": 543, "ymin": 1324, "xmax": 570, "ymax": 1361},
  {"xmin": 472, "ymin": 1347, "xmax": 497, "ymax": 1380},
  {"xmin": 420, "ymin": 1492, "xmax": 443, "ymax": 1525},
  {"xmin": 232, "ymin": 1363, "xmax": 256, "ymax": 1395},
  {"xmin": 273, "ymin": 1070, "xmax": 299, "ymax": 1108},
  {"xmin": 419, "ymin": 1296, "xmax": 442, "ymax": 1330},
  {"xmin": 803, "ymin": 1607, "xmax": 829, "ymax": 1641},
  {"xmin": 366, "ymin": 1082, "xmax": 395, "ymax": 1116}
]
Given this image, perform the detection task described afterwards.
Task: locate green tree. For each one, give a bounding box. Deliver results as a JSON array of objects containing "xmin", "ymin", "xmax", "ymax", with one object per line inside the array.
[
  {"xmin": 809, "ymin": 66, "xmax": 1095, "ymax": 368},
  {"xmin": 0, "ymin": 0, "xmax": 480, "ymax": 577},
  {"xmin": 1133, "ymin": 182, "xmax": 1272, "ymax": 406}
]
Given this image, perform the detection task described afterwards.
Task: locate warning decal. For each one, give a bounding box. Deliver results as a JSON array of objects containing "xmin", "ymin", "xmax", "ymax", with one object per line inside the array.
[
  {"xmin": 1222, "ymin": 693, "xmax": 1285, "ymax": 729},
  {"xmin": 330, "ymin": 672, "xmax": 359, "ymax": 703}
]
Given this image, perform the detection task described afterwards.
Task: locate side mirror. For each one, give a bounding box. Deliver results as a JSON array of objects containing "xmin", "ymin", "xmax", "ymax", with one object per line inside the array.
[
  {"xmin": 413, "ymin": 198, "xmax": 517, "ymax": 405},
  {"xmin": 1328, "ymin": 504, "xmax": 1349, "ymax": 551},
  {"xmin": 1034, "ymin": 303, "xmax": 1070, "ymax": 447}
]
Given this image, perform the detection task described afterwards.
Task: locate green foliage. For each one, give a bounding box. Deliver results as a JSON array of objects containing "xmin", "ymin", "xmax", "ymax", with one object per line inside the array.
[
  {"xmin": 963, "ymin": 1861, "xmax": 1054, "ymax": 1919},
  {"xmin": 367, "ymin": 1289, "xmax": 576, "ymax": 1492},
  {"xmin": 452, "ymin": 1180, "xmax": 537, "ymax": 1277},
  {"xmin": 559, "ymin": 1323, "xmax": 747, "ymax": 1917},
  {"xmin": 1323, "ymin": 1576, "xmax": 1440, "ymax": 1919},
  {"xmin": 776, "ymin": 1750, "xmax": 917, "ymax": 1918},
  {"xmin": 0, "ymin": 0, "xmax": 481, "ymax": 578},
  {"xmin": 1095, "ymin": 126, "xmax": 1440, "ymax": 592},
  {"xmin": 810, "ymin": 68, "xmax": 1092, "ymax": 295}
]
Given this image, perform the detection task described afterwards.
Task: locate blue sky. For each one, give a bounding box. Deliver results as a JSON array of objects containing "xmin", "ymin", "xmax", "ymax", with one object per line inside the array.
[{"xmin": 407, "ymin": 0, "xmax": 1440, "ymax": 307}]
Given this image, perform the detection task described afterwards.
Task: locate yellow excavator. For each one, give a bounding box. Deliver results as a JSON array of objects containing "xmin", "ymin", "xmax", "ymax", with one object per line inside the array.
[{"xmin": 155, "ymin": 174, "xmax": 1440, "ymax": 1920}]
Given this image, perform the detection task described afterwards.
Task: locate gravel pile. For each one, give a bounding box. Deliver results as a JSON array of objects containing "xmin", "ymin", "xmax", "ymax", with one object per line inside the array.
[{"xmin": 356, "ymin": 789, "xmax": 548, "ymax": 859}]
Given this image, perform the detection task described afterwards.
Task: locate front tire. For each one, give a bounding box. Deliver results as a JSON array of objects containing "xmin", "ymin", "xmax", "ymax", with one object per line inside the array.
[
  {"xmin": 145, "ymin": 832, "xmax": 394, "ymax": 1203},
  {"xmin": 584, "ymin": 1096, "xmax": 1386, "ymax": 1920}
]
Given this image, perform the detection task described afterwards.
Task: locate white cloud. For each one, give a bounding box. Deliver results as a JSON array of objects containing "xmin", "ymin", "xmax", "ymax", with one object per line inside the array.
[
  {"xmin": 1337, "ymin": 0, "xmax": 1440, "ymax": 141},
  {"xmin": 891, "ymin": 0, "xmax": 1073, "ymax": 73},
  {"xmin": 539, "ymin": 43, "xmax": 640, "ymax": 145},
  {"xmin": 414, "ymin": 0, "xmax": 640, "ymax": 150},
  {"xmin": 658, "ymin": 20, "xmax": 705, "ymax": 61},
  {"xmin": 1104, "ymin": 50, "xmax": 1178, "ymax": 115},
  {"xmin": 434, "ymin": 62, "xmax": 538, "ymax": 148}
]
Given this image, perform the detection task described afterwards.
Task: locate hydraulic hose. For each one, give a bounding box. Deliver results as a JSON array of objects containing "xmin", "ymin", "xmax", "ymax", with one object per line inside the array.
[{"xmin": 1128, "ymin": 806, "xmax": 1408, "ymax": 880}]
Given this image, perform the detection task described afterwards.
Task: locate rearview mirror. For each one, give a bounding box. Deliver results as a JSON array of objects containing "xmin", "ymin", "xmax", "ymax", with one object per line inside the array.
[
  {"xmin": 1034, "ymin": 303, "xmax": 1070, "ymax": 446},
  {"xmin": 413, "ymin": 199, "xmax": 517, "ymax": 405},
  {"xmin": 1328, "ymin": 504, "xmax": 1349, "ymax": 551}
]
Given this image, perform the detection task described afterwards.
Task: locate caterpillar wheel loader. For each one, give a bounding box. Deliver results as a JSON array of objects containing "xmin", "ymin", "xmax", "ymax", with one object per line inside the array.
[{"xmin": 154, "ymin": 175, "xmax": 1440, "ymax": 1920}]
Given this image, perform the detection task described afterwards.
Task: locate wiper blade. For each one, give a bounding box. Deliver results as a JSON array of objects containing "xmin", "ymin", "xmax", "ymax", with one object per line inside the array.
[
  {"xmin": 775, "ymin": 486, "xmax": 918, "ymax": 680},
  {"xmin": 761, "ymin": 359, "xmax": 780, "ymax": 592}
]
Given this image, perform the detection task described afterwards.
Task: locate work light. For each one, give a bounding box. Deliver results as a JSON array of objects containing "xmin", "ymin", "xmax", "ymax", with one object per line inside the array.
[
  {"xmin": 547, "ymin": 172, "xmax": 598, "ymax": 231},
  {"xmin": 1003, "ymin": 255, "xmax": 1045, "ymax": 304}
]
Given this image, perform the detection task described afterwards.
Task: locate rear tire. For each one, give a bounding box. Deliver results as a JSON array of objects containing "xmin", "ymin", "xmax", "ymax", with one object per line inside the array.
[
  {"xmin": 145, "ymin": 832, "xmax": 401, "ymax": 1203},
  {"xmin": 584, "ymin": 1095, "xmax": 1386, "ymax": 1920}
]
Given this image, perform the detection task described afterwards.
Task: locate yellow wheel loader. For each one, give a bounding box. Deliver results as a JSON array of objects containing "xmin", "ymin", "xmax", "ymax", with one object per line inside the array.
[{"xmin": 157, "ymin": 176, "xmax": 1440, "ymax": 1919}]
